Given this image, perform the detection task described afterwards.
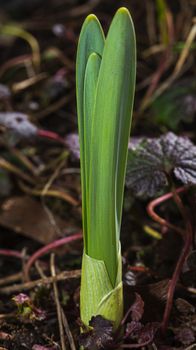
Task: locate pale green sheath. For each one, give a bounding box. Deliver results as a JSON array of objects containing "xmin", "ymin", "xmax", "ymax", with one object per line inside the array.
[{"xmin": 80, "ymin": 245, "xmax": 123, "ymax": 329}]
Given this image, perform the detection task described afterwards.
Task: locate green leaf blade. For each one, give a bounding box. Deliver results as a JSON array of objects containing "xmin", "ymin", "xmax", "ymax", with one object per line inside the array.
[
  {"xmin": 84, "ymin": 52, "xmax": 102, "ymax": 173},
  {"xmin": 76, "ymin": 15, "xmax": 105, "ymax": 249},
  {"xmin": 88, "ymin": 8, "xmax": 136, "ymax": 285},
  {"xmin": 84, "ymin": 52, "xmax": 102, "ymax": 237}
]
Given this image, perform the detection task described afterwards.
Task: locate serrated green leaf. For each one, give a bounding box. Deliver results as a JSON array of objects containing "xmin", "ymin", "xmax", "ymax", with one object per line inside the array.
[{"xmin": 88, "ymin": 8, "xmax": 136, "ymax": 285}]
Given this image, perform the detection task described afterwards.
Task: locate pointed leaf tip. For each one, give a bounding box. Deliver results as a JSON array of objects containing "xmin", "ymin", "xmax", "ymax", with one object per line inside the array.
[
  {"xmin": 85, "ymin": 14, "xmax": 99, "ymax": 23},
  {"xmin": 117, "ymin": 7, "xmax": 131, "ymax": 15}
]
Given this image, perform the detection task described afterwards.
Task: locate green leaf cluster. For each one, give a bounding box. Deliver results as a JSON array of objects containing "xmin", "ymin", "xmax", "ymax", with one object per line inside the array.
[
  {"xmin": 77, "ymin": 7, "xmax": 136, "ymax": 285},
  {"xmin": 76, "ymin": 7, "xmax": 136, "ymax": 327}
]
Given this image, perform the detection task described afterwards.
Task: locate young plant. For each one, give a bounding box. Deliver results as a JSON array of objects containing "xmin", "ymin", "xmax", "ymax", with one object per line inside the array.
[{"xmin": 76, "ymin": 8, "xmax": 136, "ymax": 328}]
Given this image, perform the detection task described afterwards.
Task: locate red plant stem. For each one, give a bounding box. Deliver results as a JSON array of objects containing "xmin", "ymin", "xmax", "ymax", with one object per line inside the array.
[
  {"xmin": 147, "ymin": 185, "xmax": 193, "ymax": 332},
  {"xmin": 24, "ymin": 232, "xmax": 82, "ymax": 281},
  {"xmin": 121, "ymin": 304, "xmax": 133, "ymax": 327},
  {"xmin": 0, "ymin": 249, "xmax": 23, "ymax": 259},
  {"xmin": 161, "ymin": 189, "xmax": 193, "ymax": 333},
  {"xmin": 141, "ymin": 9, "xmax": 174, "ymax": 111},
  {"xmin": 147, "ymin": 186, "xmax": 187, "ymax": 235},
  {"xmin": 121, "ymin": 338, "xmax": 154, "ymax": 348},
  {"xmin": 37, "ymin": 129, "xmax": 66, "ymax": 145},
  {"xmin": 144, "ymin": 50, "xmax": 170, "ymax": 101},
  {"xmin": 128, "ymin": 265, "xmax": 150, "ymax": 273}
]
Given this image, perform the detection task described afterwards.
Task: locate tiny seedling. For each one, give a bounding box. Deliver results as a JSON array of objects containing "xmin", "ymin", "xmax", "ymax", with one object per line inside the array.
[{"xmin": 76, "ymin": 8, "xmax": 136, "ymax": 328}]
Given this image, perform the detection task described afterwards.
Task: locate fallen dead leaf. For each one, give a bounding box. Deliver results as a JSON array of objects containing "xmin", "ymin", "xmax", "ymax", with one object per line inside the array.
[{"xmin": 0, "ymin": 196, "xmax": 77, "ymax": 244}]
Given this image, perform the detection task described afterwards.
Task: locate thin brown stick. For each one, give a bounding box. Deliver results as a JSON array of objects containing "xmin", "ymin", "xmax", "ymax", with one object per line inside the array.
[
  {"xmin": 140, "ymin": 49, "xmax": 170, "ymax": 112},
  {"xmin": 34, "ymin": 260, "xmax": 47, "ymax": 279},
  {"xmin": 0, "ymin": 313, "xmax": 16, "ymax": 320},
  {"xmin": 187, "ymin": 287, "xmax": 196, "ymax": 294},
  {"xmin": 19, "ymin": 181, "xmax": 79, "ymax": 206},
  {"xmin": 0, "ymin": 158, "xmax": 35, "ymax": 184},
  {"xmin": 0, "ymin": 272, "xmax": 22, "ymax": 287},
  {"xmin": 145, "ymin": 0, "xmax": 156, "ymax": 45},
  {"xmin": 33, "ymin": 94, "xmax": 72, "ymax": 120},
  {"xmin": 151, "ymin": 22, "xmax": 196, "ymax": 102},
  {"xmin": 8, "ymin": 148, "xmax": 38, "ymax": 177},
  {"xmin": 184, "ymin": 344, "xmax": 196, "ymax": 350},
  {"xmin": 0, "ymin": 54, "xmax": 32, "ymax": 78},
  {"xmin": 50, "ymin": 254, "xmax": 66, "ymax": 350},
  {"xmin": 0, "ymin": 269, "xmax": 81, "ymax": 294},
  {"xmin": 12, "ymin": 73, "xmax": 47, "ymax": 93},
  {"xmin": 61, "ymin": 308, "xmax": 77, "ymax": 350}
]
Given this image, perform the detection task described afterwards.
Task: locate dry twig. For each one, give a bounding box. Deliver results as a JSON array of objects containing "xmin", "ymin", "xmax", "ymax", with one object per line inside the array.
[
  {"xmin": 0, "ymin": 269, "xmax": 81, "ymax": 294},
  {"xmin": 152, "ymin": 21, "xmax": 196, "ymax": 101},
  {"xmin": 61, "ymin": 303, "xmax": 77, "ymax": 350},
  {"xmin": 0, "ymin": 272, "xmax": 22, "ymax": 287},
  {"xmin": 50, "ymin": 253, "xmax": 66, "ymax": 350}
]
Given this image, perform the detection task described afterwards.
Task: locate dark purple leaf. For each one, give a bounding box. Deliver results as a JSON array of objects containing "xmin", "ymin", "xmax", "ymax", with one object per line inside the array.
[
  {"xmin": 130, "ymin": 293, "xmax": 144, "ymax": 322},
  {"xmin": 126, "ymin": 132, "xmax": 196, "ymax": 198},
  {"xmin": 122, "ymin": 322, "xmax": 160, "ymax": 348},
  {"xmin": 13, "ymin": 293, "xmax": 46, "ymax": 321},
  {"xmin": 138, "ymin": 322, "xmax": 160, "ymax": 344},
  {"xmin": 125, "ymin": 321, "xmax": 143, "ymax": 338},
  {"xmin": 128, "ymin": 137, "xmax": 145, "ymax": 151},
  {"xmin": 79, "ymin": 315, "xmax": 114, "ymax": 350},
  {"xmin": 175, "ymin": 298, "xmax": 195, "ymax": 315},
  {"xmin": 32, "ymin": 306, "xmax": 46, "ymax": 321},
  {"xmin": 174, "ymin": 327, "xmax": 195, "ymax": 346}
]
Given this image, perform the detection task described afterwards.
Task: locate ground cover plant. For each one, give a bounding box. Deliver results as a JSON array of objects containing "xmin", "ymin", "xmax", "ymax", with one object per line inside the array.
[{"xmin": 0, "ymin": 1, "xmax": 195, "ymax": 349}]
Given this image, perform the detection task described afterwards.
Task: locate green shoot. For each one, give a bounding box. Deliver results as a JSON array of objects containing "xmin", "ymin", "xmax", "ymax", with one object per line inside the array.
[{"xmin": 76, "ymin": 7, "xmax": 136, "ymax": 327}]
